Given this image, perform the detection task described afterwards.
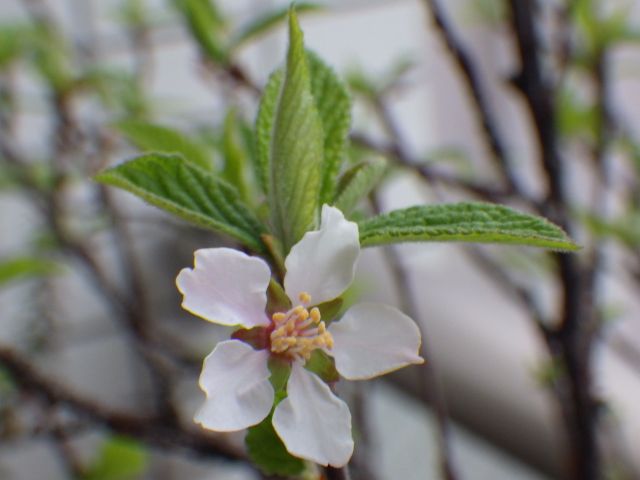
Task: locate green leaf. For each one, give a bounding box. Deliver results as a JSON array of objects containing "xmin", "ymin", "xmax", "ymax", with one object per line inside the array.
[
  {"xmin": 533, "ymin": 358, "xmax": 565, "ymax": 389},
  {"xmin": 229, "ymin": 3, "xmax": 323, "ymax": 51},
  {"xmin": 95, "ymin": 153, "xmax": 266, "ymax": 252},
  {"xmin": 256, "ymin": 53, "xmax": 351, "ymax": 210},
  {"xmin": 347, "ymin": 56, "xmax": 414, "ymax": 99},
  {"xmin": 307, "ymin": 51, "xmax": 352, "ymax": 206},
  {"xmin": 466, "ymin": 0, "xmax": 507, "ymax": 27},
  {"xmin": 173, "ymin": 0, "xmax": 227, "ymax": 64},
  {"xmin": 0, "ymin": 25, "xmax": 31, "ymax": 67},
  {"xmin": 246, "ymin": 414, "xmax": 305, "ymax": 477},
  {"xmin": 346, "ymin": 65, "xmax": 377, "ymax": 97},
  {"xmin": 116, "ymin": 121, "xmax": 212, "ymax": 170},
  {"xmin": 0, "ymin": 367, "xmax": 16, "ymax": 398},
  {"xmin": 573, "ymin": 0, "xmax": 635, "ymax": 60},
  {"xmin": 29, "ymin": 25, "xmax": 73, "ymax": 93},
  {"xmin": 269, "ymin": 10, "xmax": 324, "ymax": 251},
  {"xmin": 84, "ymin": 69, "xmax": 150, "ymax": 119},
  {"xmin": 221, "ymin": 109, "xmax": 249, "ymax": 200},
  {"xmin": 0, "ymin": 257, "xmax": 58, "ymax": 287},
  {"xmin": 581, "ymin": 211, "xmax": 640, "ymax": 248},
  {"xmin": 83, "ymin": 436, "xmax": 147, "ymax": 480},
  {"xmin": 358, "ymin": 203, "xmax": 580, "ymax": 251},
  {"xmin": 255, "ymin": 68, "xmax": 283, "ymax": 196},
  {"xmin": 334, "ymin": 156, "xmax": 387, "ymax": 214},
  {"xmin": 238, "ymin": 120, "xmax": 260, "ymax": 190},
  {"xmin": 0, "ymin": 164, "xmax": 19, "ymax": 190}
]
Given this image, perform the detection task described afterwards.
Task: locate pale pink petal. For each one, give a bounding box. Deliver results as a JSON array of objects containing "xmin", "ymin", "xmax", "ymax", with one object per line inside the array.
[
  {"xmin": 284, "ymin": 205, "xmax": 359, "ymax": 306},
  {"xmin": 195, "ymin": 340, "xmax": 274, "ymax": 432},
  {"xmin": 329, "ymin": 303, "xmax": 424, "ymax": 380},
  {"xmin": 272, "ymin": 362, "xmax": 353, "ymax": 467},
  {"xmin": 176, "ymin": 248, "xmax": 270, "ymax": 327}
]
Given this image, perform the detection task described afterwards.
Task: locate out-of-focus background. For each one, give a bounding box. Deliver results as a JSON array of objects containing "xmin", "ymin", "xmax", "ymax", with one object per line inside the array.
[{"xmin": 1, "ymin": 0, "xmax": 640, "ymax": 479}]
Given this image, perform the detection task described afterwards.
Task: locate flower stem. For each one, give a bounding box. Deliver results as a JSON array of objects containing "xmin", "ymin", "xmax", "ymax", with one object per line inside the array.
[{"xmin": 324, "ymin": 466, "xmax": 351, "ymax": 480}]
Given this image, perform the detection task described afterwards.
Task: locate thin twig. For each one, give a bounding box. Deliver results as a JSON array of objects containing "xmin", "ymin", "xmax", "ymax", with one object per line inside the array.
[
  {"xmin": 370, "ymin": 194, "xmax": 458, "ymax": 480},
  {"xmin": 0, "ymin": 346, "xmax": 245, "ymax": 461},
  {"xmin": 365, "ymin": 82, "xmax": 459, "ymax": 480},
  {"xmin": 421, "ymin": 0, "xmax": 523, "ymax": 194},
  {"xmin": 324, "ymin": 466, "xmax": 352, "ymax": 480},
  {"xmin": 351, "ymin": 133, "xmax": 519, "ymax": 203},
  {"xmin": 463, "ymin": 247, "xmax": 548, "ymax": 329},
  {"xmin": 508, "ymin": 2, "xmax": 600, "ymax": 478}
]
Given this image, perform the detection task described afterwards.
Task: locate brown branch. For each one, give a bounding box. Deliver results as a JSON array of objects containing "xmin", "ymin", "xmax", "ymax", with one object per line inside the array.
[
  {"xmin": 97, "ymin": 185, "xmax": 180, "ymax": 421},
  {"xmin": 349, "ymin": 383, "xmax": 380, "ymax": 480},
  {"xmin": 462, "ymin": 247, "xmax": 548, "ymax": 330},
  {"xmin": 508, "ymin": 2, "xmax": 600, "ymax": 479},
  {"xmin": 369, "ymin": 193, "xmax": 459, "ymax": 480},
  {"xmin": 421, "ymin": 0, "xmax": 522, "ymax": 194},
  {"xmin": 0, "ymin": 346, "xmax": 244, "ymax": 462},
  {"xmin": 360, "ymin": 79, "xmax": 461, "ymax": 478},
  {"xmin": 352, "ymin": 132, "xmax": 518, "ymax": 203},
  {"xmin": 508, "ymin": 1, "xmax": 566, "ymax": 213},
  {"xmin": 50, "ymin": 423, "xmax": 85, "ymax": 478},
  {"xmin": 324, "ymin": 466, "xmax": 352, "ymax": 480}
]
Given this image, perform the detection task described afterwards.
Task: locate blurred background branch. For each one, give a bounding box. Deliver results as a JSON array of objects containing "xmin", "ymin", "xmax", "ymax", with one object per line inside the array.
[{"xmin": 1, "ymin": 0, "xmax": 640, "ymax": 479}]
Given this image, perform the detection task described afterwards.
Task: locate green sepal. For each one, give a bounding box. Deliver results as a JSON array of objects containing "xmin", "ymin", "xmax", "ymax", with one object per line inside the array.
[
  {"xmin": 245, "ymin": 358, "xmax": 304, "ymax": 476},
  {"xmin": 231, "ymin": 327, "xmax": 269, "ymax": 351},
  {"xmin": 261, "ymin": 234, "xmax": 286, "ymax": 280},
  {"xmin": 266, "ymin": 278, "xmax": 292, "ymax": 316},
  {"xmin": 245, "ymin": 412, "xmax": 305, "ymax": 477},
  {"xmin": 316, "ymin": 297, "xmax": 343, "ymax": 324},
  {"xmin": 305, "ymin": 349, "xmax": 339, "ymax": 384},
  {"xmin": 268, "ymin": 356, "xmax": 291, "ymax": 402}
]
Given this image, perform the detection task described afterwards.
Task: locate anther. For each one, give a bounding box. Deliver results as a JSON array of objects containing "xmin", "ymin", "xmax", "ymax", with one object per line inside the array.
[
  {"xmin": 269, "ymin": 297, "xmax": 333, "ymax": 361},
  {"xmin": 299, "ymin": 292, "xmax": 312, "ymax": 304}
]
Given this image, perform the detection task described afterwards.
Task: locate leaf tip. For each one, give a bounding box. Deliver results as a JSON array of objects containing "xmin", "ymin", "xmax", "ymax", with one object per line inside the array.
[
  {"xmin": 554, "ymin": 241, "xmax": 582, "ymax": 253},
  {"xmin": 287, "ymin": 3, "xmax": 303, "ymax": 49},
  {"xmin": 92, "ymin": 169, "xmax": 110, "ymax": 184}
]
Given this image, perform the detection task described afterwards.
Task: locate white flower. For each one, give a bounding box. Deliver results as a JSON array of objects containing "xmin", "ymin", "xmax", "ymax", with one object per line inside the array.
[{"xmin": 176, "ymin": 205, "xmax": 423, "ymax": 467}]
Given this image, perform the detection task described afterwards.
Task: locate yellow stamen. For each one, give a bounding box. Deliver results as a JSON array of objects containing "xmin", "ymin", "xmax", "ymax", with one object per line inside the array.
[
  {"xmin": 269, "ymin": 293, "xmax": 333, "ymax": 361},
  {"xmin": 299, "ymin": 292, "xmax": 312, "ymax": 304}
]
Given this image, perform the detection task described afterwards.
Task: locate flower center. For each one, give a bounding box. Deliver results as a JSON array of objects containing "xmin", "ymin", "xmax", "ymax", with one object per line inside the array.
[{"xmin": 270, "ymin": 292, "xmax": 333, "ymax": 361}]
